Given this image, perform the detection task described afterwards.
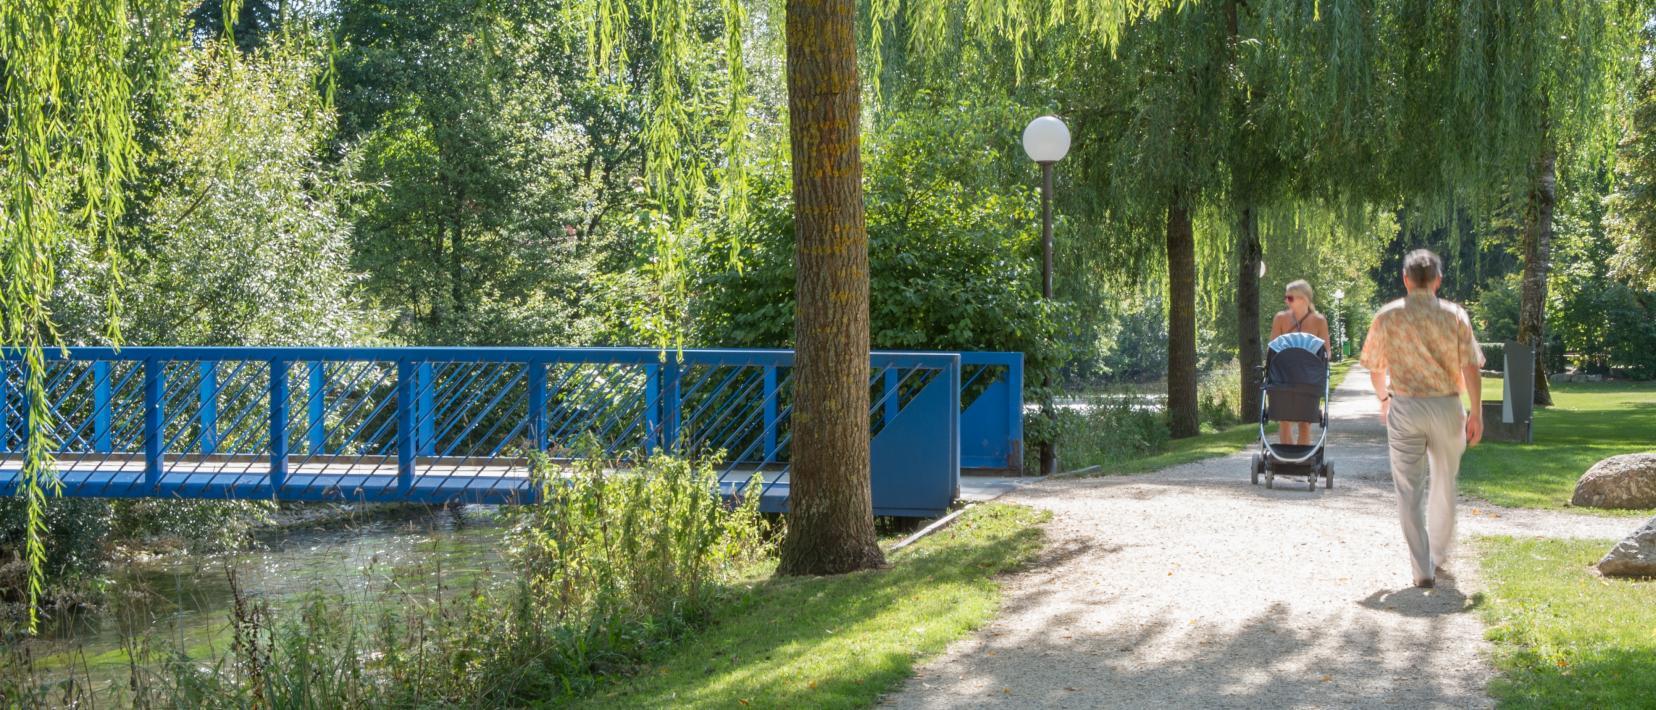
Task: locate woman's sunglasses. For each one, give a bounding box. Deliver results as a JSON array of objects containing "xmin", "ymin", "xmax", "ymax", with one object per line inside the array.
[{"xmin": 1283, "ymin": 295, "xmax": 1297, "ymax": 303}]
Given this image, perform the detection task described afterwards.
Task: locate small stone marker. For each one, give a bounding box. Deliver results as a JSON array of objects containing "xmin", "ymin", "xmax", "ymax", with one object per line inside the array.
[
  {"xmin": 1570, "ymin": 453, "xmax": 1656, "ymax": 509},
  {"xmin": 1596, "ymin": 517, "xmax": 1656, "ymax": 579}
]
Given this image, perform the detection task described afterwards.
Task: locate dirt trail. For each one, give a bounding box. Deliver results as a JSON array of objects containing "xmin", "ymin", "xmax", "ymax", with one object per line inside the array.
[{"xmin": 882, "ymin": 367, "xmax": 1634, "ymax": 709}]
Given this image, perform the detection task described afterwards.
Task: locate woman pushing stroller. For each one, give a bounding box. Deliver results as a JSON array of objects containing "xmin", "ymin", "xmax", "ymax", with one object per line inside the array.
[{"xmin": 1269, "ymin": 280, "xmax": 1330, "ymax": 446}]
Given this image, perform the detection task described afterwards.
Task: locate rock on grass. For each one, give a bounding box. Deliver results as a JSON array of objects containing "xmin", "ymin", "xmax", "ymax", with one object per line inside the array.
[
  {"xmin": 1571, "ymin": 453, "xmax": 1656, "ymax": 509},
  {"xmin": 1596, "ymin": 517, "xmax": 1656, "ymax": 578}
]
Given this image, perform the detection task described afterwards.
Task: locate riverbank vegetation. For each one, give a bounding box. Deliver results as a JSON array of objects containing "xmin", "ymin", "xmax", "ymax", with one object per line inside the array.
[
  {"xmin": 3, "ymin": 454, "xmax": 775, "ymax": 705},
  {"xmin": 3, "ymin": 473, "xmax": 1044, "ymax": 707}
]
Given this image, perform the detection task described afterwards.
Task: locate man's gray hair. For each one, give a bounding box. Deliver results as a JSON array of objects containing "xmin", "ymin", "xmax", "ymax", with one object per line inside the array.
[{"xmin": 1404, "ymin": 249, "xmax": 1442, "ymax": 287}]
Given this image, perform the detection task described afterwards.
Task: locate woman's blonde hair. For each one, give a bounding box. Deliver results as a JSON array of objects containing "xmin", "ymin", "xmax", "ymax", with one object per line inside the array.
[{"xmin": 1286, "ymin": 280, "xmax": 1315, "ymax": 311}]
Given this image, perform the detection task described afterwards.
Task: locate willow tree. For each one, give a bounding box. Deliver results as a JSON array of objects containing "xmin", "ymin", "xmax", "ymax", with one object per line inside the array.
[
  {"xmin": 1, "ymin": 0, "xmax": 182, "ymax": 630},
  {"xmin": 1375, "ymin": 0, "xmax": 1642, "ymax": 405}
]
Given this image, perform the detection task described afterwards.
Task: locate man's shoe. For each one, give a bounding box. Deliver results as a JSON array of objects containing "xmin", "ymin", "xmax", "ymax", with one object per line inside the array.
[{"xmin": 1414, "ymin": 577, "xmax": 1435, "ymax": 589}]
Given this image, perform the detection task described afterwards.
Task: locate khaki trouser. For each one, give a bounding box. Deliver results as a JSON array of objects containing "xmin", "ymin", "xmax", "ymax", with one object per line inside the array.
[{"xmin": 1386, "ymin": 394, "xmax": 1466, "ymax": 582}]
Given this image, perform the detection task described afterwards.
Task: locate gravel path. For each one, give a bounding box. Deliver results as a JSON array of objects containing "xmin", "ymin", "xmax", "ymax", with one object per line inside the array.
[{"xmin": 883, "ymin": 367, "xmax": 1636, "ymax": 709}]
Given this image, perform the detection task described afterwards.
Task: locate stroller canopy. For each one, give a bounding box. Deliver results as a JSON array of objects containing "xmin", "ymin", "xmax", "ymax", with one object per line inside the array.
[
  {"xmin": 1266, "ymin": 332, "xmax": 1327, "ymax": 393},
  {"xmin": 1269, "ymin": 332, "xmax": 1326, "ymax": 355}
]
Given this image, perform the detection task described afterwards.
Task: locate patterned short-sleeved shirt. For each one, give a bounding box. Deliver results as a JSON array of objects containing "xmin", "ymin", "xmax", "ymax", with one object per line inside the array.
[{"xmin": 1360, "ymin": 292, "xmax": 1484, "ymax": 398}]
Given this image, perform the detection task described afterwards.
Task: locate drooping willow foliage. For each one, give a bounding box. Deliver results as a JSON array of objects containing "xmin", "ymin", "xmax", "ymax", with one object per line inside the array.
[
  {"xmin": 560, "ymin": 0, "xmax": 1172, "ymax": 352},
  {"xmin": 1, "ymin": 0, "xmax": 190, "ymax": 631}
]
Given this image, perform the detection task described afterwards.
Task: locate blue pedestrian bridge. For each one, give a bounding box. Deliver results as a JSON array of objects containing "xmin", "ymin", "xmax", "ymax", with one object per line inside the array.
[{"xmin": 0, "ymin": 347, "xmax": 1023, "ymax": 518}]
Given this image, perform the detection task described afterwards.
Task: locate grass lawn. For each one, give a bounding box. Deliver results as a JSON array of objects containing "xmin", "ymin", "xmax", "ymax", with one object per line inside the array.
[
  {"xmin": 575, "ymin": 503, "xmax": 1049, "ymax": 710},
  {"xmin": 1477, "ymin": 536, "xmax": 1656, "ymax": 708},
  {"xmin": 1460, "ymin": 379, "xmax": 1656, "ymax": 514}
]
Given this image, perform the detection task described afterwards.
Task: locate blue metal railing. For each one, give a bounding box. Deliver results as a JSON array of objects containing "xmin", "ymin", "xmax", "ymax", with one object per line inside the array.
[{"xmin": 0, "ymin": 347, "xmax": 1019, "ymax": 517}]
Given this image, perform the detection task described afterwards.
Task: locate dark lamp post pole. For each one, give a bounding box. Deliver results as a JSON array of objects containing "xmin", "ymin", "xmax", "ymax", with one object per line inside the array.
[{"xmin": 1023, "ymin": 116, "xmax": 1070, "ymax": 476}]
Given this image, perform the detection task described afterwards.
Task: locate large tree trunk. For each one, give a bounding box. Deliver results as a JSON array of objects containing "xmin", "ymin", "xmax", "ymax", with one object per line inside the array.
[
  {"xmin": 1236, "ymin": 205, "xmax": 1263, "ymax": 424},
  {"xmin": 1167, "ymin": 196, "xmax": 1200, "ymax": 438},
  {"xmin": 776, "ymin": 0, "xmax": 885, "ymax": 576},
  {"xmin": 1518, "ymin": 135, "xmax": 1556, "ymax": 407}
]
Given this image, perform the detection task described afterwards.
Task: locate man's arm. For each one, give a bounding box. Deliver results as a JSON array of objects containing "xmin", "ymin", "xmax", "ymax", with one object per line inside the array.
[
  {"xmin": 1370, "ymin": 366, "xmax": 1390, "ymax": 423},
  {"xmin": 1462, "ymin": 363, "xmax": 1483, "ymax": 446},
  {"xmin": 1457, "ymin": 306, "xmax": 1484, "ymax": 446}
]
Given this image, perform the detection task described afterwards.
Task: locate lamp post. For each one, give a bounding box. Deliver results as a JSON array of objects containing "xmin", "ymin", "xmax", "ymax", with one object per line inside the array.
[
  {"xmin": 1332, "ymin": 288, "xmax": 1346, "ymax": 360},
  {"xmin": 1023, "ymin": 115, "xmax": 1070, "ymax": 476}
]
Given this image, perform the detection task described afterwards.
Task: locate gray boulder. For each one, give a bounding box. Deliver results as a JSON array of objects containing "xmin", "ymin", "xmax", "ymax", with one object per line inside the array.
[
  {"xmin": 1570, "ymin": 453, "xmax": 1656, "ymax": 509},
  {"xmin": 1596, "ymin": 517, "xmax": 1656, "ymax": 578}
]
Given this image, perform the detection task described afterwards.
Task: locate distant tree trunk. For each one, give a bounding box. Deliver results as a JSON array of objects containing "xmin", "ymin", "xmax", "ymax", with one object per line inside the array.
[
  {"xmin": 1518, "ymin": 132, "xmax": 1556, "ymax": 407},
  {"xmin": 1168, "ymin": 195, "xmax": 1200, "ymax": 438},
  {"xmin": 449, "ymin": 220, "xmax": 466, "ymax": 319},
  {"xmin": 776, "ymin": 0, "xmax": 885, "ymax": 576},
  {"xmin": 1236, "ymin": 205, "xmax": 1263, "ymax": 423},
  {"xmin": 1226, "ymin": 0, "xmax": 1261, "ymax": 425}
]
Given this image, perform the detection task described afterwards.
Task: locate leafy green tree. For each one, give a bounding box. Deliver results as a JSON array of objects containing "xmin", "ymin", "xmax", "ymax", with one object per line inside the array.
[
  {"xmin": 1609, "ymin": 25, "xmax": 1656, "ymax": 291},
  {"xmin": 124, "ymin": 38, "xmax": 370, "ymax": 346},
  {"xmin": 691, "ymin": 104, "xmax": 1055, "ymax": 359},
  {"xmin": 336, "ymin": 0, "xmax": 603, "ymax": 345},
  {"xmin": 10, "ymin": 34, "xmax": 353, "ymax": 615}
]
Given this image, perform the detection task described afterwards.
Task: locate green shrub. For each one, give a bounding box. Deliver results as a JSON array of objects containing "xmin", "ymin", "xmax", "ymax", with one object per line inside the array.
[{"xmin": 1197, "ymin": 367, "xmax": 1242, "ymax": 429}]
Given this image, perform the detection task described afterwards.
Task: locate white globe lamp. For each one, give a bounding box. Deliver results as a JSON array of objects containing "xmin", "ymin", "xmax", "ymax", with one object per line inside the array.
[{"xmin": 1022, "ymin": 116, "xmax": 1071, "ymax": 164}]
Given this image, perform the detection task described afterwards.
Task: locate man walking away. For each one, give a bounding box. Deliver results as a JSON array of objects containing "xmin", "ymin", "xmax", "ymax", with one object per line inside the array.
[{"xmin": 1360, "ymin": 249, "xmax": 1484, "ymax": 588}]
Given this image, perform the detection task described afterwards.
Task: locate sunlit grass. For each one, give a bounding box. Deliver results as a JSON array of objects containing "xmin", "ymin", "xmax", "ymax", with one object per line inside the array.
[
  {"xmin": 576, "ymin": 503, "xmax": 1049, "ymax": 710},
  {"xmin": 1477, "ymin": 536, "xmax": 1656, "ymax": 708},
  {"xmin": 1461, "ymin": 379, "xmax": 1656, "ymax": 515}
]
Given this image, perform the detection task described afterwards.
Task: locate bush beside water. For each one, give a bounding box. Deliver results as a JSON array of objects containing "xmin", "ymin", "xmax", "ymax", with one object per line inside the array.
[
  {"xmin": 2, "ymin": 453, "xmax": 774, "ymax": 706},
  {"xmin": 1026, "ymin": 368, "xmax": 1243, "ymax": 473}
]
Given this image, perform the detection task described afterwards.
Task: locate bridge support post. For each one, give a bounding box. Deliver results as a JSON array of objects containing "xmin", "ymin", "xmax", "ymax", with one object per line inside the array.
[
  {"xmin": 0, "ymin": 361, "xmax": 8, "ymax": 453},
  {"xmin": 661, "ymin": 358, "xmax": 681, "ymax": 453},
  {"xmin": 528, "ymin": 361, "xmax": 547, "ymax": 452},
  {"xmin": 397, "ymin": 359, "xmax": 415, "ymax": 496},
  {"xmin": 307, "ymin": 362, "xmax": 326, "ymax": 454},
  {"xmin": 144, "ymin": 358, "xmax": 163, "ymax": 490},
  {"xmin": 416, "ymin": 362, "xmax": 434, "ymax": 456},
  {"xmin": 199, "ymin": 361, "xmax": 218, "ymax": 454},
  {"xmin": 269, "ymin": 360, "xmax": 289, "ymax": 496},
  {"xmin": 1007, "ymin": 355, "xmax": 1025, "ymax": 472},
  {"xmin": 883, "ymin": 367, "xmax": 899, "ymax": 424},
  {"xmin": 644, "ymin": 365, "xmax": 659, "ymax": 456},
  {"xmin": 762, "ymin": 366, "xmax": 778, "ymax": 464},
  {"xmin": 93, "ymin": 362, "xmax": 112, "ymax": 453}
]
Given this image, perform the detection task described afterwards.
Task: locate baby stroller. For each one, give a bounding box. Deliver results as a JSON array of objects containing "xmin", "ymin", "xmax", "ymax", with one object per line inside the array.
[{"xmin": 1249, "ymin": 332, "xmax": 1333, "ymax": 491}]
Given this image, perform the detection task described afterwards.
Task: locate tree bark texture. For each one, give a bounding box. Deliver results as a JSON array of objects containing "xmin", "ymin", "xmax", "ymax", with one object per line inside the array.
[
  {"xmin": 1236, "ymin": 205, "xmax": 1263, "ymax": 424},
  {"xmin": 776, "ymin": 0, "xmax": 885, "ymax": 576},
  {"xmin": 1518, "ymin": 136, "xmax": 1556, "ymax": 407},
  {"xmin": 1167, "ymin": 197, "xmax": 1200, "ymax": 438}
]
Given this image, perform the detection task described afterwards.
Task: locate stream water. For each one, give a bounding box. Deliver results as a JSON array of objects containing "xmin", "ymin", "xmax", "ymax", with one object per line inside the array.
[{"xmin": 20, "ymin": 506, "xmax": 511, "ymax": 700}]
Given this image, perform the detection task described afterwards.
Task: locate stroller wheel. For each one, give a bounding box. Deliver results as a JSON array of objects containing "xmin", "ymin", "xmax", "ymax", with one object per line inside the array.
[
  {"xmin": 1325, "ymin": 461, "xmax": 1335, "ymax": 489},
  {"xmin": 1307, "ymin": 469, "xmax": 1318, "ymax": 492},
  {"xmin": 1250, "ymin": 453, "xmax": 1262, "ymax": 485},
  {"xmin": 1265, "ymin": 470, "xmax": 1275, "ymax": 489}
]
